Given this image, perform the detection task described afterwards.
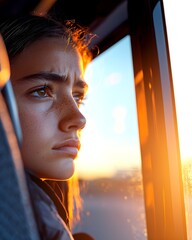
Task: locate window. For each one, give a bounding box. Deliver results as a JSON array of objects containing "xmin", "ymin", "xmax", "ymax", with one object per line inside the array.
[
  {"xmin": 163, "ymin": 0, "xmax": 192, "ymax": 239},
  {"xmin": 73, "ymin": 36, "xmax": 147, "ymax": 240}
]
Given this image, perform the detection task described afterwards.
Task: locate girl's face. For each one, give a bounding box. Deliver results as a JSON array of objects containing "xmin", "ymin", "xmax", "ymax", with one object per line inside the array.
[{"xmin": 11, "ymin": 38, "xmax": 88, "ymax": 180}]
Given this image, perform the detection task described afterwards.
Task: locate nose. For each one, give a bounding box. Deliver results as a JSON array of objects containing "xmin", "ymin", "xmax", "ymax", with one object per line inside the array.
[{"xmin": 58, "ymin": 102, "xmax": 86, "ymax": 132}]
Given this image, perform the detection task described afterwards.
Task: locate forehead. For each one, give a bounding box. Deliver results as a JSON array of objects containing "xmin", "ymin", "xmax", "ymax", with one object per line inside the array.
[{"xmin": 11, "ymin": 37, "xmax": 84, "ymax": 80}]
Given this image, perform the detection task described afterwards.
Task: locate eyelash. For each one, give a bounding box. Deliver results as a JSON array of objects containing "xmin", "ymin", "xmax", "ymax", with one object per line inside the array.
[
  {"xmin": 28, "ymin": 84, "xmax": 87, "ymax": 106},
  {"xmin": 29, "ymin": 84, "xmax": 53, "ymax": 98},
  {"xmin": 73, "ymin": 94, "xmax": 87, "ymax": 107}
]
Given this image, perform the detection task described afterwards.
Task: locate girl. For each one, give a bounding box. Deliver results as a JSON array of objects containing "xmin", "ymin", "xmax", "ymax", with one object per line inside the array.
[{"xmin": 0, "ymin": 15, "xmax": 95, "ymax": 240}]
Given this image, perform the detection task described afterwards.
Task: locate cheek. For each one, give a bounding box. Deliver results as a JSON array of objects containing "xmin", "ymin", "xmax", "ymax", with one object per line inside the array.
[{"xmin": 19, "ymin": 107, "xmax": 54, "ymax": 147}]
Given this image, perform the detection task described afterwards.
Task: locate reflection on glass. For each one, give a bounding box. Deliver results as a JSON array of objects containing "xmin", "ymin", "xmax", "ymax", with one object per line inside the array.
[{"xmin": 73, "ymin": 36, "xmax": 147, "ymax": 240}]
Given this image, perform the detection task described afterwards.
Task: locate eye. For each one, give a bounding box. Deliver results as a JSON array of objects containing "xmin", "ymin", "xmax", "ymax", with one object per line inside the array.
[
  {"xmin": 29, "ymin": 85, "xmax": 52, "ymax": 98},
  {"xmin": 73, "ymin": 93, "xmax": 86, "ymax": 107}
]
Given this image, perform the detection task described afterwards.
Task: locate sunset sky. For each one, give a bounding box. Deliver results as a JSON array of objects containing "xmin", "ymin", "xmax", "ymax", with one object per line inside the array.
[{"xmin": 76, "ymin": 36, "xmax": 142, "ymax": 179}]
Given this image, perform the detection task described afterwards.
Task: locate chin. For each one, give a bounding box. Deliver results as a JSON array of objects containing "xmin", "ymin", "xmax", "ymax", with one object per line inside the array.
[
  {"xmin": 57, "ymin": 171, "xmax": 75, "ymax": 180},
  {"xmin": 54, "ymin": 161, "xmax": 75, "ymax": 180},
  {"xmin": 38, "ymin": 158, "xmax": 76, "ymax": 180},
  {"xmin": 41, "ymin": 171, "xmax": 75, "ymax": 181}
]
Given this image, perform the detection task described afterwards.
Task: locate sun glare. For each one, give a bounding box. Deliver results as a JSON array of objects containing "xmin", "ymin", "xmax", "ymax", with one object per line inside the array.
[
  {"xmin": 163, "ymin": 0, "xmax": 192, "ymax": 163},
  {"xmin": 163, "ymin": 1, "xmax": 192, "ymax": 238}
]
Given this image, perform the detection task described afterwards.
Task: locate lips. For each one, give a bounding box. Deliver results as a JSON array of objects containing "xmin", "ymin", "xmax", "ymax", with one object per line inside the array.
[{"xmin": 52, "ymin": 139, "xmax": 81, "ymax": 158}]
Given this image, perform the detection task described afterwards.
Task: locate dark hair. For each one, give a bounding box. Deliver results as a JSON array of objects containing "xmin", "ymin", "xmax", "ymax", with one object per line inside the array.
[
  {"xmin": 0, "ymin": 14, "xmax": 94, "ymax": 229},
  {"xmin": 0, "ymin": 14, "xmax": 94, "ymax": 67}
]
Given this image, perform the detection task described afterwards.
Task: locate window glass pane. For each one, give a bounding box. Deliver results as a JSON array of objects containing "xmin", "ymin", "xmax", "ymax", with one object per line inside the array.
[
  {"xmin": 73, "ymin": 36, "xmax": 147, "ymax": 240},
  {"xmin": 163, "ymin": 1, "xmax": 192, "ymax": 239}
]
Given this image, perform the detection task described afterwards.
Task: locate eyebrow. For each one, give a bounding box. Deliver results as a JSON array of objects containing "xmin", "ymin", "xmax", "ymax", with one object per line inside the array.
[{"xmin": 16, "ymin": 71, "xmax": 88, "ymax": 90}]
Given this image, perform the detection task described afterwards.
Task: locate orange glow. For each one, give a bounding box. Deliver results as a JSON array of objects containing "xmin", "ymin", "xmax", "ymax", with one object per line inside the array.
[
  {"xmin": 135, "ymin": 69, "xmax": 143, "ymax": 85},
  {"xmin": 32, "ymin": 0, "xmax": 57, "ymax": 16},
  {"xmin": 135, "ymin": 70, "xmax": 149, "ymax": 145},
  {"xmin": 145, "ymin": 182, "xmax": 154, "ymax": 208},
  {"xmin": 67, "ymin": 173, "xmax": 82, "ymax": 229},
  {"xmin": 0, "ymin": 35, "xmax": 10, "ymax": 87}
]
